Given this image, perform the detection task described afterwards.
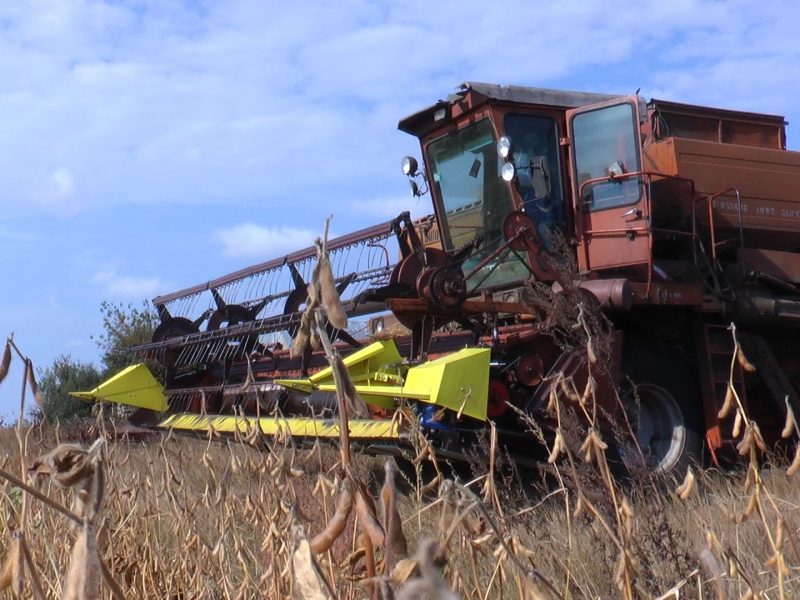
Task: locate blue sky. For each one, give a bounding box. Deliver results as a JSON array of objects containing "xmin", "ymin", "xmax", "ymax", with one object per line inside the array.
[{"xmin": 1, "ymin": 0, "xmax": 798, "ymax": 418}]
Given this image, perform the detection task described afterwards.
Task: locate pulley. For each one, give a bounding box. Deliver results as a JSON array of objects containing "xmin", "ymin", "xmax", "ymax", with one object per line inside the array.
[{"xmin": 427, "ymin": 266, "xmax": 467, "ymax": 309}]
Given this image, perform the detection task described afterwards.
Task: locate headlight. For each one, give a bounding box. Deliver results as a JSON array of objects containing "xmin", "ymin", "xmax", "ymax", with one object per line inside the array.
[
  {"xmin": 401, "ymin": 156, "xmax": 418, "ymax": 176},
  {"xmin": 497, "ymin": 136, "xmax": 512, "ymax": 159},
  {"xmin": 501, "ymin": 162, "xmax": 516, "ymax": 182}
]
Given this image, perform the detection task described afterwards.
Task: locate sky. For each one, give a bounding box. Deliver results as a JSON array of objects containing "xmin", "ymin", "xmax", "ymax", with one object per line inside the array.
[{"xmin": 1, "ymin": 0, "xmax": 798, "ymax": 419}]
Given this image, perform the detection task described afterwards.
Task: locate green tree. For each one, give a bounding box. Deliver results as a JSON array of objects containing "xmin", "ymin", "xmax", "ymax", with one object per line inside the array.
[
  {"xmin": 30, "ymin": 301, "xmax": 159, "ymax": 423},
  {"xmin": 37, "ymin": 354, "xmax": 103, "ymax": 423},
  {"xmin": 93, "ymin": 301, "xmax": 159, "ymax": 375}
]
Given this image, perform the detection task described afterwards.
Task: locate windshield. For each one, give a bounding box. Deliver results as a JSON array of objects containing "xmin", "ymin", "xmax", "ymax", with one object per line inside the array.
[
  {"xmin": 428, "ymin": 119, "xmax": 528, "ymax": 291},
  {"xmin": 429, "ymin": 119, "xmax": 510, "ymax": 251}
]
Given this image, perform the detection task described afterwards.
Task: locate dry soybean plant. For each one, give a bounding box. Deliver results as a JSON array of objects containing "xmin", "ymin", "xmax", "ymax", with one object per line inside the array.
[
  {"xmin": 0, "ymin": 337, "xmax": 122, "ymax": 599},
  {"xmin": 1, "ymin": 235, "xmax": 800, "ymax": 598},
  {"xmin": 529, "ymin": 315, "xmax": 800, "ymax": 599}
]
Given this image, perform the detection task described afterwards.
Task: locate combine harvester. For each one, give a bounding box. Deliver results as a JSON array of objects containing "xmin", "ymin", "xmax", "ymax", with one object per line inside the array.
[{"xmin": 75, "ymin": 82, "xmax": 800, "ymax": 475}]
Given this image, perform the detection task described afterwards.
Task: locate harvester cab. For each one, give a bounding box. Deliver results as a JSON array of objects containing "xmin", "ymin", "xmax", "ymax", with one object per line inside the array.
[
  {"xmin": 395, "ymin": 85, "xmax": 657, "ymax": 310},
  {"xmin": 398, "ymin": 83, "xmax": 594, "ymax": 292},
  {"xmin": 399, "ymin": 83, "xmax": 799, "ymax": 314}
]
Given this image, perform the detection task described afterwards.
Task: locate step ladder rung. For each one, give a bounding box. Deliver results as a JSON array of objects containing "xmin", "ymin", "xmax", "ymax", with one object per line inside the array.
[{"xmin": 701, "ymin": 323, "xmax": 749, "ymax": 450}]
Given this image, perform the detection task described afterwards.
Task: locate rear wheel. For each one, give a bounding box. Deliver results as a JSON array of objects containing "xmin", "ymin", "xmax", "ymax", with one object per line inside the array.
[
  {"xmin": 621, "ymin": 383, "xmax": 701, "ymax": 474},
  {"xmin": 619, "ymin": 344, "xmax": 703, "ymax": 475}
]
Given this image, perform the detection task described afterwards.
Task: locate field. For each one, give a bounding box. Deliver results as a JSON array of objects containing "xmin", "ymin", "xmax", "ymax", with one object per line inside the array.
[{"xmin": 0, "ymin": 407, "xmax": 798, "ymax": 599}]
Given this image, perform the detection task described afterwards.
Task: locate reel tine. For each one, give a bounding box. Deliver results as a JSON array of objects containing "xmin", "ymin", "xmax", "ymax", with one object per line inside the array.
[
  {"xmin": 187, "ymin": 342, "xmax": 204, "ymax": 366},
  {"xmin": 176, "ymin": 345, "xmax": 191, "ymax": 366}
]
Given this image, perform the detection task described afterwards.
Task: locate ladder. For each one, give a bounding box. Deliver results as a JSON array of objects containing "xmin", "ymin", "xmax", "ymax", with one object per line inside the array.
[{"xmin": 697, "ymin": 323, "xmax": 749, "ymax": 461}]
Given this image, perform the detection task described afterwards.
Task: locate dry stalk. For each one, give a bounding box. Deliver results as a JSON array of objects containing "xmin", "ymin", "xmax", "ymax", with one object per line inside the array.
[
  {"xmin": 0, "ymin": 531, "xmax": 22, "ymax": 595},
  {"xmin": 541, "ymin": 300, "xmax": 649, "ymax": 600},
  {"xmin": 0, "ymin": 339, "xmax": 11, "ymax": 384},
  {"xmin": 380, "ymin": 460, "xmax": 408, "ymax": 573},
  {"xmin": 683, "ymin": 323, "xmax": 800, "ymax": 600},
  {"xmin": 440, "ymin": 480, "xmax": 564, "ymax": 600}
]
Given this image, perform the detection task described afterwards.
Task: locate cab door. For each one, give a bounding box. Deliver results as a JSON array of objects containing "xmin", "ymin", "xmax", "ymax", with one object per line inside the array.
[{"xmin": 566, "ymin": 97, "xmax": 650, "ymax": 272}]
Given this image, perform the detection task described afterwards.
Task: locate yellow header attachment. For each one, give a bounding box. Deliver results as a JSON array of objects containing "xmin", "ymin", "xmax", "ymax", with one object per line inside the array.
[
  {"xmin": 70, "ymin": 363, "xmax": 168, "ymax": 412},
  {"xmin": 277, "ymin": 340, "xmax": 490, "ymax": 420},
  {"xmin": 159, "ymin": 413, "xmax": 400, "ymax": 440}
]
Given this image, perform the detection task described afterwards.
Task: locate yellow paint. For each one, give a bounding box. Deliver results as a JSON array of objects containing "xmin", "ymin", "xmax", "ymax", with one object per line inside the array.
[
  {"xmin": 309, "ymin": 339, "xmax": 404, "ymax": 385},
  {"xmin": 403, "ymin": 347, "xmax": 489, "ymax": 420},
  {"xmin": 70, "ymin": 363, "xmax": 168, "ymax": 412},
  {"xmin": 277, "ymin": 345, "xmax": 491, "ymax": 421},
  {"xmin": 71, "ymin": 339, "xmax": 490, "ymax": 429},
  {"xmin": 158, "ymin": 413, "xmax": 399, "ymax": 439},
  {"xmin": 276, "ymin": 339, "xmax": 405, "ymax": 409}
]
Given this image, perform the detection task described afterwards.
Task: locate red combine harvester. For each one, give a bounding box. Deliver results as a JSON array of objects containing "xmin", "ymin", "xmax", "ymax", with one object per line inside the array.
[{"xmin": 76, "ymin": 83, "xmax": 800, "ymax": 475}]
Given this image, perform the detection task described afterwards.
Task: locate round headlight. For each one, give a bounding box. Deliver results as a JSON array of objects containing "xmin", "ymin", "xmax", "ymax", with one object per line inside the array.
[
  {"xmin": 401, "ymin": 156, "xmax": 418, "ymax": 176},
  {"xmin": 501, "ymin": 162, "xmax": 516, "ymax": 182},
  {"xmin": 497, "ymin": 136, "xmax": 512, "ymax": 159}
]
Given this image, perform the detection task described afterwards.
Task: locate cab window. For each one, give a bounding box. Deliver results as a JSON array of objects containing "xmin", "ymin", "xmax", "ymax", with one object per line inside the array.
[
  {"xmin": 572, "ymin": 103, "xmax": 641, "ymax": 211},
  {"xmin": 503, "ymin": 113, "xmax": 563, "ymax": 247}
]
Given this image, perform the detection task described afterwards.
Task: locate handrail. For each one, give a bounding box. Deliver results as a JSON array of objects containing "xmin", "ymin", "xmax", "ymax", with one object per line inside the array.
[
  {"xmin": 693, "ymin": 187, "xmax": 743, "ymax": 261},
  {"xmin": 577, "ymin": 170, "xmax": 695, "ymax": 208},
  {"xmin": 691, "ymin": 187, "xmax": 744, "ymax": 299},
  {"xmin": 577, "ymin": 170, "xmax": 696, "ymax": 297}
]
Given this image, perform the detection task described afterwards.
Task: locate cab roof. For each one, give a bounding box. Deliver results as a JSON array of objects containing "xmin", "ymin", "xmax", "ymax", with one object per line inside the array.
[
  {"xmin": 398, "ymin": 81, "xmax": 620, "ymax": 137},
  {"xmin": 398, "ymin": 82, "xmax": 788, "ymax": 146}
]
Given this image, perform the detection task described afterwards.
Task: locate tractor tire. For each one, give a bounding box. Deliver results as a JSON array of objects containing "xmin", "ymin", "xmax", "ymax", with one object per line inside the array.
[{"xmin": 618, "ymin": 342, "xmax": 704, "ymax": 476}]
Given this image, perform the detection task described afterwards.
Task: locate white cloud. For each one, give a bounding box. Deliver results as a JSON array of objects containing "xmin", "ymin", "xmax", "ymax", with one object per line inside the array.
[
  {"xmin": 93, "ymin": 270, "xmax": 163, "ymax": 300},
  {"xmin": 52, "ymin": 167, "xmax": 75, "ymax": 197},
  {"xmin": 0, "ymin": 0, "xmax": 796, "ymax": 221},
  {"xmin": 214, "ymin": 224, "xmax": 316, "ymax": 259},
  {"xmin": 0, "ymin": 224, "xmax": 40, "ymax": 244}
]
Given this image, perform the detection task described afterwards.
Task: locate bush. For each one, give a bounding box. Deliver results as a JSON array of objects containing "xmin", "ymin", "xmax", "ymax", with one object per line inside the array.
[
  {"xmin": 36, "ymin": 354, "xmax": 103, "ymax": 423},
  {"xmin": 93, "ymin": 300, "xmax": 159, "ymax": 376}
]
